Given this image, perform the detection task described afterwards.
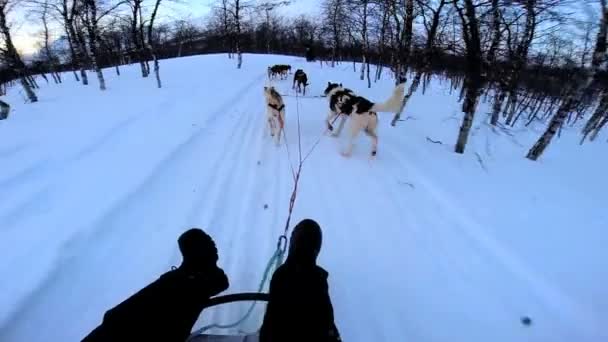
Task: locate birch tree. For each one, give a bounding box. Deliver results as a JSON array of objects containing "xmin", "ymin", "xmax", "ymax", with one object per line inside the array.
[
  {"xmin": 126, "ymin": 0, "xmax": 147, "ymax": 77},
  {"xmin": 0, "ymin": 0, "xmax": 38, "ymax": 102},
  {"xmin": 391, "ymin": 0, "xmax": 447, "ymax": 125},
  {"xmin": 81, "ymin": 0, "xmax": 124, "ymax": 90},
  {"xmin": 44, "ymin": 0, "xmax": 89, "ymax": 83},
  {"xmin": 322, "ymin": 0, "xmax": 346, "ymax": 67},
  {"xmin": 36, "ymin": 0, "xmax": 62, "ymax": 83},
  {"xmin": 146, "ymin": 0, "xmax": 162, "ymax": 87},
  {"xmin": 527, "ymin": 0, "xmax": 607, "ymax": 159},
  {"xmin": 453, "ymin": 0, "xmax": 483, "ymax": 154}
]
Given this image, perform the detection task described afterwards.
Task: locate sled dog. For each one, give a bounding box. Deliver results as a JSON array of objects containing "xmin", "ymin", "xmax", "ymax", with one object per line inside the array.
[
  {"xmin": 264, "ymin": 86, "xmax": 286, "ymax": 145},
  {"xmin": 323, "ymin": 82, "xmax": 405, "ymax": 157}
]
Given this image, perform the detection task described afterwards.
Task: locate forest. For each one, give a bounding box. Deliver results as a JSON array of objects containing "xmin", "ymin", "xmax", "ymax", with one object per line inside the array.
[{"xmin": 1, "ymin": 0, "xmax": 607, "ymax": 159}]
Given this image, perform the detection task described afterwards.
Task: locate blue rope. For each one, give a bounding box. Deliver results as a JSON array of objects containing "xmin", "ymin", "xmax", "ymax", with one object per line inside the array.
[{"xmin": 189, "ymin": 246, "xmax": 285, "ymax": 337}]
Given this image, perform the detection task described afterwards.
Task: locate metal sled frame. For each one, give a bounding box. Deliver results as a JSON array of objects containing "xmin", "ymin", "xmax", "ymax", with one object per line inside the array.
[{"xmin": 187, "ymin": 293, "xmax": 269, "ymax": 342}]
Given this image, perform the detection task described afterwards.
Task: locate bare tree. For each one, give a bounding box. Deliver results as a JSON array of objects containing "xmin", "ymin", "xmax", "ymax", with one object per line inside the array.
[
  {"xmin": 453, "ymin": 0, "xmax": 483, "ymax": 154},
  {"xmin": 0, "ymin": 0, "xmax": 38, "ymax": 102},
  {"xmin": 146, "ymin": 0, "xmax": 162, "ymax": 87},
  {"xmin": 392, "ymin": 0, "xmax": 448, "ymax": 125},
  {"xmin": 126, "ymin": 0, "xmax": 147, "ymax": 77},
  {"xmin": 81, "ymin": 0, "xmax": 124, "ymax": 90},
  {"xmin": 45, "ymin": 0, "xmax": 89, "ymax": 83},
  {"xmin": 98, "ymin": 18, "xmax": 126, "ymax": 75},
  {"xmin": 389, "ymin": 0, "xmax": 415, "ymax": 84},
  {"xmin": 322, "ymin": 0, "xmax": 346, "ymax": 67},
  {"xmin": 233, "ymin": 0, "xmax": 244, "ymax": 68},
  {"xmin": 36, "ymin": 0, "xmax": 62, "ymax": 83},
  {"xmin": 527, "ymin": 0, "xmax": 607, "ymax": 159},
  {"xmin": 258, "ymin": 1, "xmax": 289, "ymax": 54}
]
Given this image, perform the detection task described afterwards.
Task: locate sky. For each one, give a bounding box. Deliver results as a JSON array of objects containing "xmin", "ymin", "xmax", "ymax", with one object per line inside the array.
[
  {"xmin": 10, "ymin": 0, "xmax": 594, "ymax": 57},
  {"xmin": 11, "ymin": 0, "xmax": 321, "ymax": 55}
]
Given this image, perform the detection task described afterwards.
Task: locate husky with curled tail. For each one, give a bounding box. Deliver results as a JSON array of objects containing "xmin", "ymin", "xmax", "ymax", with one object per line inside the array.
[
  {"xmin": 323, "ymin": 82, "xmax": 405, "ymax": 157},
  {"xmin": 264, "ymin": 86, "xmax": 286, "ymax": 146}
]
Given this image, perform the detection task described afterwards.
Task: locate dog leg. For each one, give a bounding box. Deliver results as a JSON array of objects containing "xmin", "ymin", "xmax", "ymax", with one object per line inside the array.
[
  {"xmin": 326, "ymin": 111, "xmax": 338, "ymax": 132},
  {"xmin": 363, "ymin": 114, "xmax": 379, "ymax": 156},
  {"xmin": 364, "ymin": 127, "xmax": 378, "ymax": 157},
  {"xmin": 342, "ymin": 116, "xmax": 363, "ymax": 157},
  {"xmin": 332, "ymin": 114, "xmax": 348, "ymax": 137},
  {"xmin": 276, "ymin": 127, "xmax": 282, "ymax": 146},
  {"xmin": 268, "ymin": 117, "xmax": 275, "ymax": 137}
]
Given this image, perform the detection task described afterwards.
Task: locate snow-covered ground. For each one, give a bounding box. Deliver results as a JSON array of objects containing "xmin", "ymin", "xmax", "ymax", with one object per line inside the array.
[{"xmin": 0, "ymin": 54, "xmax": 606, "ymax": 342}]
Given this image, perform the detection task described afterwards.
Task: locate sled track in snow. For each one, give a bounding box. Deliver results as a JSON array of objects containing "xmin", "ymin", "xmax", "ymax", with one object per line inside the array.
[{"xmin": 0, "ymin": 72, "xmax": 272, "ymax": 341}]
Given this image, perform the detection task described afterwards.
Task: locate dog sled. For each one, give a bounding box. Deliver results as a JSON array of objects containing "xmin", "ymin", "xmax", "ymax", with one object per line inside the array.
[{"xmin": 187, "ymin": 293, "xmax": 269, "ymax": 342}]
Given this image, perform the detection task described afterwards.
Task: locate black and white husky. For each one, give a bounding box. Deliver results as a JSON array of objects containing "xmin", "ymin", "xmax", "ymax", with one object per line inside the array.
[{"xmin": 323, "ymin": 82, "xmax": 405, "ymax": 157}]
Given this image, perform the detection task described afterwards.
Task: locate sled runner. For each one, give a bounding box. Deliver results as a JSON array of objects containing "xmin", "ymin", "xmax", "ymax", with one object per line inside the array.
[{"xmin": 187, "ymin": 292, "xmax": 269, "ymax": 342}]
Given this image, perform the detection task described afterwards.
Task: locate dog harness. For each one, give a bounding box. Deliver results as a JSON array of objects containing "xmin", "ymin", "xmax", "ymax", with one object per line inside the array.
[{"xmin": 268, "ymin": 103, "xmax": 285, "ymax": 112}]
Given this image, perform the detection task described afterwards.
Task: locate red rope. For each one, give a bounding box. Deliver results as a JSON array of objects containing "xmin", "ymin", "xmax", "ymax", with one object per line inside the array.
[{"xmin": 278, "ymin": 92, "xmax": 341, "ymax": 248}]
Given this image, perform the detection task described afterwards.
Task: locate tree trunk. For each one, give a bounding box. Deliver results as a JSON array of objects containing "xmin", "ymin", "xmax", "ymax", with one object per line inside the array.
[
  {"xmin": 237, "ymin": 41, "xmax": 242, "ymax": 69},
  {"xmin": 526, "ymin": 99, "xmax": 572, "ymax": 160},
  {"xmin": 0, "ymin": 99, "xmax": 9, "ymax": 119},
  {"xmin": 529, "ymin": 0, "xmax": 607, "ymax": 157},
  {"xmin": 391, "ymin": 71, "xmax": 422, "ymax": 126},
  {"xmin": 360, "ymin": 55, "xmax": 365, "ymax": 80},
  {"xmin": 20, "ymin": 77, "xmax": 38, "ymax": 102},
  {"xmin": 366, "ymin": 58, "xmax": 371, "ymax": 88},
  {"xmin": 391, "ymin": 0, "xmax": 446, "ymax": 126},
  {"xmin": 486, "ymin": 0, "xmax": 501, "ymax": 65},
  {"xmin": 84, "ymin": 2, "xmax": 106, "ymax": 90},
  {"xmin": 505, "ymin": 91, "xmax": 519, "ymax": 126},
  {"xmin": 67, "ymin": 20, "xmax": 89, "ymax": 85},
  {"xmin": 455, "ymin": 77, "xmax": 482, "ymax": 153},
  {"xmin": 490, "ymin": 88, "xmax": 506, "ymax": 125},
  {"xmin": 235, "ymin": 0, "xmax": 242, "ymax": 69},
  {"xmin": 64, "ymin": 21, "xmax": 83, "ymax": 83},
  {"xmin": 81, "ymin": 69, "xmax": 89, "ymax": 85},
  {"xmin": 147, "ymin": 0, "xmax": 163, "ymax": 88},
  {"xmin": 589, "ymin": 114, "xmax": 608, "ymax": 141},
  {"xmin": 453, "ymin": 0, "xmax": 482, "ymax": 154},
  {"xmin": 28, "ymin": 75, "xmax": 39, "ymax": 89},
  {"xmin": 582, "ymin": 92, "xmax": 608, "ymax": 142}
]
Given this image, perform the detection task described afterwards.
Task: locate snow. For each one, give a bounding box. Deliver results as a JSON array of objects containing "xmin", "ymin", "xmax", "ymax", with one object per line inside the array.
[{"xmin": 0, "ymin": 54, "xmax": 606, "ymax": 342}]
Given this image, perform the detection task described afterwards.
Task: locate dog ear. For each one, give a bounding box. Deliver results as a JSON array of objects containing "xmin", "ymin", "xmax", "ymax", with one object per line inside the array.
[
  {"xmin": 328, "ymin": 81, "xmax": 331, "ymax": 85},
  {"xmin": 339, "ymin": 83, "xmax": 343, "ymax": 87}
]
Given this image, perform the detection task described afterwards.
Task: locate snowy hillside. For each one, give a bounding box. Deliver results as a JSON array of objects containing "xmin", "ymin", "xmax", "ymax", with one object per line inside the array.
[{"xmin": 0, "ymin": 54, "xmax": 606, "ymax": 342}]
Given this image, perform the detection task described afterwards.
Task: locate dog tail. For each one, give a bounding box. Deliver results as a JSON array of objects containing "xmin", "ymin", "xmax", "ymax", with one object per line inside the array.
[{"xmin": 371, "ymin": 83, "xmax": 406, "ymax": 113}]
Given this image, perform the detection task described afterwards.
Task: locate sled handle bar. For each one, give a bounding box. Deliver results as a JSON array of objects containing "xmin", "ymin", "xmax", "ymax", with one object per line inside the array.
[{"xmin": 203, "ymin": 292, "xmax": 270, "ymax": 309}]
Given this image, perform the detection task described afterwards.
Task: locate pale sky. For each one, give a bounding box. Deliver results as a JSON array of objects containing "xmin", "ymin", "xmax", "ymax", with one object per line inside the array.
[
  {"xmin": 11, "ymin": 0, "xmax": 592, "ymax": 57},
  {"xmin": 12, "ymin": 0, "xmax": 320, "ymax": 55}
]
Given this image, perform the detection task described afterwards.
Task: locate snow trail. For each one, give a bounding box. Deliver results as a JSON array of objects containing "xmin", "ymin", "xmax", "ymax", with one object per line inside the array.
[{"xmin": 0, "ymin": 54, "xmax": 605, "ymax": 342}]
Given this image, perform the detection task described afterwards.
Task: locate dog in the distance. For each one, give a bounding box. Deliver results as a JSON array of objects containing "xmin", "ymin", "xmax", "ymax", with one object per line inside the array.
[
  {"xmin": 263, "ymin": 86, "xmax": 286, "ymax": 145},
  {"xmin": 323, "ymin": 82, "xmax": 405, "ymax": 157},
  {"xmin": 292, "ymin": 69, "xmax": 309, "ymax": 95},
  {"xmin": 268, "ymin": 65, "xmax": 291, "ymax": 80}
]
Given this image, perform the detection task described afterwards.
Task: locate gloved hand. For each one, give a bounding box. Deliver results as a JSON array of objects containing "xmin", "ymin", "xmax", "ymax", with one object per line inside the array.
[{"xmin": 205, "ymin": 265, "xmax": 229, "ymax": 297}]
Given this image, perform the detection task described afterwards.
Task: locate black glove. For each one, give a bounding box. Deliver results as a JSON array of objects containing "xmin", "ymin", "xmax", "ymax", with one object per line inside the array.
[{"xmin": 204, "ymin": 265, "xmax": 229, "ymax": 297}]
